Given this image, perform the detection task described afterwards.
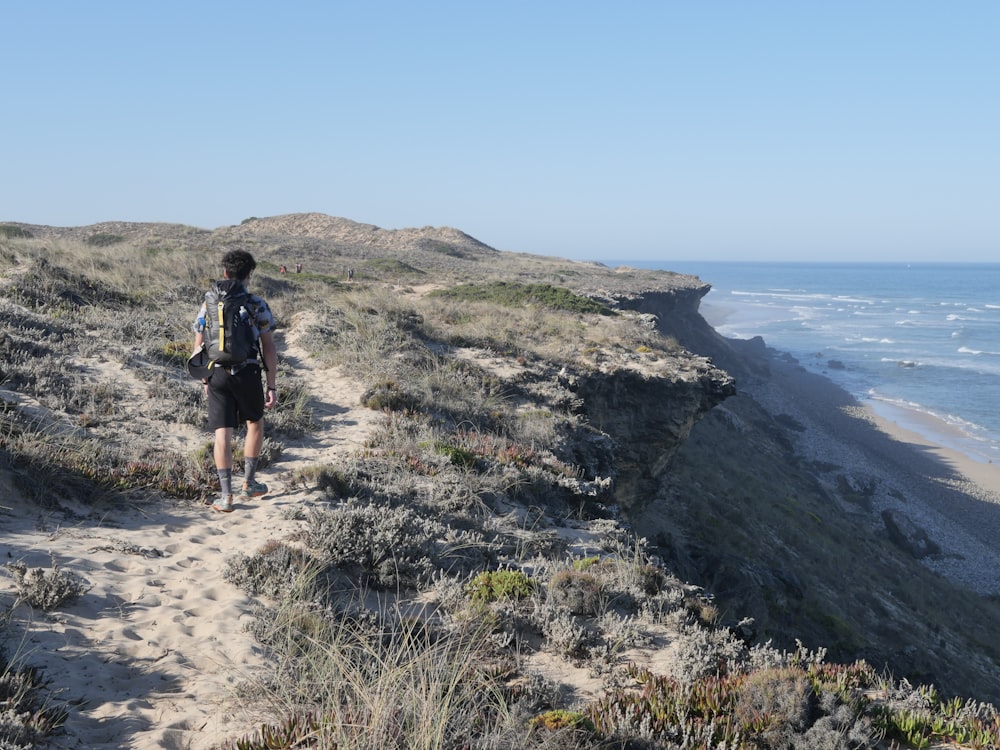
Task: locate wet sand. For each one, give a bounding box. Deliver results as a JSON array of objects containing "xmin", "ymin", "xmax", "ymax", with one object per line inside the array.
[{"xmin": 864, "ymin": 398, "xmax": 1000, "ymax": 496}]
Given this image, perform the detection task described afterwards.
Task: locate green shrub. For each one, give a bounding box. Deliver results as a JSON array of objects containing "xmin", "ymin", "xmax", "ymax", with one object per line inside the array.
[
  {"xmin": 435, "ymin": 441, "xmax": 478, "ymax": 469},
  {"xmin": 529, "ymin": 708, "xmax": 596, "ymax": 732},
  {"xmin": 363, "ymin": 258, "xmax": 424, "ymax": 276},
  {"xmin": 160, "ymin": 340, "xmax": 190, "ymax": 364},
  {"xmin": 466, "ymin": 569, "xmax": 537, "ymax": 603},
  {"xmin": 85, "ymin": 233, "xmax": 125, "ymax": 246},
  {"xmin": 360, "ymin": 380, "xmax": 421, "ymax": 412},
  {"xmin": 431, "ymin": 282, "xmax": 612, "ymax": 315},
  {"xmin": 420, "ymin": 240, "xmax": 468, "ymax": 258},
  {"xmin": 0, "ymin": 224, "xmax": 32, "ymax": 238}
]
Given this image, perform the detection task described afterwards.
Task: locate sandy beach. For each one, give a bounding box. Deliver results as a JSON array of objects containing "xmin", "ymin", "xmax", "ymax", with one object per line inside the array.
[
  {"xmin": 864, "ymin": 397, "xmax": 1000, "ymax": 493},
  {"xmin": 750, "ymin": 353, "xmax": 1000, "ymax": 596}
]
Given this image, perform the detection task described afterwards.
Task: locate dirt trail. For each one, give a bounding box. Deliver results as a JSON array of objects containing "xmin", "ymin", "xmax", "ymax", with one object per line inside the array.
[{"xmin": 0, "ymin": 314, "xmax": 380, "ymax": 750}]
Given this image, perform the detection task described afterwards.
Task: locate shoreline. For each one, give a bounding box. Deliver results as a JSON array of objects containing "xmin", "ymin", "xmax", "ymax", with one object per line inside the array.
[
  {"xmin": 791, "ymin": 356, "xmax": 1000, "ymax": 476},
  {"xmin": 863, "ymin": 397, "xmax": 1000, "ymax": 495},
  {"xmin": 748, "ymin": 348, "xmax": 1000, "ymax": 596},
  {"xmin": 697, "ymin": 289, "xmax": 1000, "ymax": 478}
]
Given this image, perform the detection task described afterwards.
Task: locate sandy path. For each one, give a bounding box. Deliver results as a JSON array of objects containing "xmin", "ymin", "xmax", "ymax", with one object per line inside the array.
[{"xmin": 0, "ymin": 317, "xmax": 380, "ymax": 750}]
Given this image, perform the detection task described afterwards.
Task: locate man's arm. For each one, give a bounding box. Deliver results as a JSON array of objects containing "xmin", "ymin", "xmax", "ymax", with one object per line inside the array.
[
  {"xmin": 193, "ymin": 305, "xmax": 207, "ymax": 384},
  {"xmin": 260, "ymin": 330, "xmax": 278, "ymax": 407},
  {"xmin": 193, "ymin": 302, "xmax": 208, "ymax": 351}
]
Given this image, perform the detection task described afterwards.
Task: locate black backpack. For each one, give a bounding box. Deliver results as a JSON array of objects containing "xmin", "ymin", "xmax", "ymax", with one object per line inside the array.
[{"xmin": 203, "ymin": 279, "xmax": 259, "ymax": 366}]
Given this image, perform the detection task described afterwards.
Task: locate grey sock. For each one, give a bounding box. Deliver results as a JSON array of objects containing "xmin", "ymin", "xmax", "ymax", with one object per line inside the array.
[
  {"xmin": 244, "ymin": 456, "xmax": 260, "ymax": 485},
  {"xmin": 217, "ymin": 468, "xmax": 232, "ymax": 496}
]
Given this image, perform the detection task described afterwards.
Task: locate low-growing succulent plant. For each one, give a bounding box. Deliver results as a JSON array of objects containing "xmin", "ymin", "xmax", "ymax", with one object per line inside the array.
[{"xmin": 466, "ymin": 569, "xmax": 537, "ymax": 603}]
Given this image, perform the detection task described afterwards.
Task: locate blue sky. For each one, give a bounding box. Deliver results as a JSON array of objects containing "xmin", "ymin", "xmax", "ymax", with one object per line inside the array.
[{"xmin": 2, "ymin": 2, "xmax": 997, "ymax": 262}]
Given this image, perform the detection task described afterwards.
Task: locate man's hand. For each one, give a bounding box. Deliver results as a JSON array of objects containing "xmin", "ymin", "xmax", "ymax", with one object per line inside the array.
[{"xmin": 265, "ymin": 386, "xmax": 278, "ymax": 409}]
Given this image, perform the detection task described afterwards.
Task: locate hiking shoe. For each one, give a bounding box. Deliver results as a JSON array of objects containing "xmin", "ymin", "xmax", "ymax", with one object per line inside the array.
[
  {"xmin": 211, "ymin": 494, "xmax": 234, "ymax": 513},
  {"xmin": 240, "ymin": 479, "xmax": 268, "ymax": 500}
]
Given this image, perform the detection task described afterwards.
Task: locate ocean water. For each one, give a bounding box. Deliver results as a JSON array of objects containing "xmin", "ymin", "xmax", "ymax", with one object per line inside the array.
[{"xmin": 625, "ymin": 261, "xmax": 1000, "ymax": 465}]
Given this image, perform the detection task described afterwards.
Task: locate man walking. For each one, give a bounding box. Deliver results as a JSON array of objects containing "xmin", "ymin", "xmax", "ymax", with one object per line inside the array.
[{"xmin": 193, "ymin": 250, "xmax": 278, "ymax": 513}]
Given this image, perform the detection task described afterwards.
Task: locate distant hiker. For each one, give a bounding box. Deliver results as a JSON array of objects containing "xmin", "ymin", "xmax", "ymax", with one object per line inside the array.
[
  {"xmin": 295, "ymin": 262, "xmax": 302, "ymax": 273},
  {"xmin": 347, "ymin": 267, "xmax": 354, "ymax": 281},
  {"xmin": 280, "ymin": 264, "xmax": 287, "ymax": 274},
  {"xmin": 192, "ymin": 249, "xmax": 278, "ymax": 513}
]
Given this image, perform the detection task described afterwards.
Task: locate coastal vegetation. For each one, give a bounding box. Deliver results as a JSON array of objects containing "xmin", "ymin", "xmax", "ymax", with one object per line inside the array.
[{"xmin": 1, "ymin": 216, "xmax": 999, "ymax": 747}]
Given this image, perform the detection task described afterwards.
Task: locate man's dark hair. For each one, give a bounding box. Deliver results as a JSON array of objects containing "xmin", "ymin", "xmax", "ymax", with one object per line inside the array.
[{"xmin": 221, "ymin": 250, "xmax": 257, "ymax": 281}]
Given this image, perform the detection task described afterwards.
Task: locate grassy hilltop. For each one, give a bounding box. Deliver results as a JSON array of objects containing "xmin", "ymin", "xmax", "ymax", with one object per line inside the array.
[{"xmin": 1, "ymin": 215, "xmax": 999, "ymax": 749}]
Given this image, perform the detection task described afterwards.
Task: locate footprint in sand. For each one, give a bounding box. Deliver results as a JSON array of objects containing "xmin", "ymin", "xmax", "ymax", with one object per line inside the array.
[
  {"xmin": 181, "ymin": 606, "xmax": 212, "ymax": 618},
  {"xmin": 198, "ymin": 588, "xmax": 220, "ymax": 602},
  {"xmin": 186, "ymin": 530, "xmax": 224, "ymax": 545}
]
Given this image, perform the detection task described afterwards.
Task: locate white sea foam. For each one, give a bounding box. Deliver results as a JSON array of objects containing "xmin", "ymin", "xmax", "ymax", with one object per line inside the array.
[{"xmin": 661, "ymin": 261, "xmax": 1000, "ymax": 466}]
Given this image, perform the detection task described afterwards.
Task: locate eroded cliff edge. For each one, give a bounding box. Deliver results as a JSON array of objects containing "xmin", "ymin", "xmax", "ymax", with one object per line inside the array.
[{"xmin": 585, "ymin": 285, "xmax": 1000, "ymax": 704}]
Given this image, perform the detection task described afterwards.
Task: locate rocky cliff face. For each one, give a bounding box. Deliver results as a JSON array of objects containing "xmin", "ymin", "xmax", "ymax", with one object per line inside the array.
[
  {"xmin": 578, "ymin": 284, "xmax": 1000, "ymax": 704},
  {"xmin": 574, "ymin": 367, "xmax": 735, "ymax": 510}
]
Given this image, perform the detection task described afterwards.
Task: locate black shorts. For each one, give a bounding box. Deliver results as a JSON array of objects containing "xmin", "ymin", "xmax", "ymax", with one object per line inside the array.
[{"xmin": 206, "ymin": 363, "xmax": 264, "ymax": 430}]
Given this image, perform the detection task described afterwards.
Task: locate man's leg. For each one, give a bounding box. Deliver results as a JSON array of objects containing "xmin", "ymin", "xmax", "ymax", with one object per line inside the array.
[
  {"xmin": 214, "ymin": 426, "xmax": 235, "ymax": 470},
  {"xmin": 212, "ymin": 426, "xmax": 236, "ymax": 512},
  {"xmin": 214, "ymin": 426, "xmax": 235, "ymax": 496},
  {"xmin": 245, "ymin": 418, "xmax": 264, "ymax": 459},
  {"xmin": 241, "ymin": 418, "xmax": 268, "ymax": 497}
]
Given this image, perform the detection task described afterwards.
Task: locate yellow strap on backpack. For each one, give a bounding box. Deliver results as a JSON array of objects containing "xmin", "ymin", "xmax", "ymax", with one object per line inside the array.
[{"xmin": 216, "ymin": 301, "xmax": 226, "ymax": 354}]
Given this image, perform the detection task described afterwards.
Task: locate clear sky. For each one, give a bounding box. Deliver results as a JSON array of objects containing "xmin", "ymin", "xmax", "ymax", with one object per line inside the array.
[{"xmin": 2, "ymin": 2, "xmax": 997, "ymax": 263}]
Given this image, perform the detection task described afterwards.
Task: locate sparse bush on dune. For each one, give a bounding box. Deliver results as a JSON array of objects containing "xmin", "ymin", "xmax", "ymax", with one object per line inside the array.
[
  {"xmin": 6, "ymin": 557, "xmax": 91, "ymax": 612},
  {"xmin": 0, "ymin": 224, "xmax": 33, "ymax": 239},
  {"xmin": 548, "ymin": 568, "xmax": 602, "ymax": 617},
  {"xmin": 0, "ymin": 615, "xmax": 68, "ymax": 746},
  {"xmin": 301, "ymin": 501, "xmax": 494, "ymax": 589},
  {"xmin": 360, "ymin": 379, "xmax": 423, "ymax": 412},
  {"xmin": 430, "ymin": 281, "xmax": 612, "ymax": 316},
  {"xmin": 84, "ymin": 232, "xmax": 125, "ymax": 247},
  {"xmin": 223, "ymin": 540, "xmax": 321, "ymax": 601}
]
